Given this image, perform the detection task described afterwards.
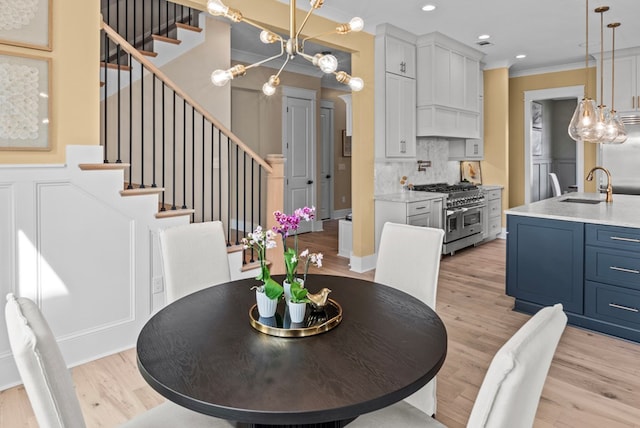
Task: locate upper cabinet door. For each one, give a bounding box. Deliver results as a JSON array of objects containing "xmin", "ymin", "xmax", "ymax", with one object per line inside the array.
[
  {"xmin": 601, "ymin": 56, "xmax": 637, "ymax": 112},
  {"xmin": 385, "ymin": 36, "xmax": 416, "ymax": 79}
]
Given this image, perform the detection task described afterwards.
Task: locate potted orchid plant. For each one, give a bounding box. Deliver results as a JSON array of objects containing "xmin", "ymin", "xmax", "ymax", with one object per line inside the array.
[
  {"xmin": 241, "ymin": 225, "xmax": 283, "ymax": 318},
  {"xmin": 272, "ymin": 206, "xmax": 316, "ymax": 302}
]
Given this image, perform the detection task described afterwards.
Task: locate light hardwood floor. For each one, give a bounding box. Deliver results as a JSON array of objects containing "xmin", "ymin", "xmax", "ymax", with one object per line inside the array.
[{"xmin": 2, "ymin": 220, "xmax": 640, "ymax": 427}]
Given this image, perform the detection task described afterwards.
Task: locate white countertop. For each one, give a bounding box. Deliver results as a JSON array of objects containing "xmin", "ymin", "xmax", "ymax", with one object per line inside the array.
[
  {"xmin": 506, "ymin": 193, "xmax": 640, "ymax": 228},
  {"xmin": 375, "ymin": 191, "xmax": 447, "ymax": 203}
]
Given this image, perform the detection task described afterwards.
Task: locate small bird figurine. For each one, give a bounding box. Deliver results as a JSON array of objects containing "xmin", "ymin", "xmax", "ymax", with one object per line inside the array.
[{"xmin": 307, "ymin": 288, "xmax": 331, "ymax": 310}]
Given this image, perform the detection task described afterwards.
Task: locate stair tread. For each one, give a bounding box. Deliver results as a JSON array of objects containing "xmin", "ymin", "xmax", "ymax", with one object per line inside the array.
[
  {"xmin": 101, "ymin": 61, "xmax": 132, "ymax": 71},
  {"xmin": 79, "ymin": 163, "xmax": 130, "ymax": 171},
  {"xmin": 120, "ymin": 187, "xmax": 164, "ymax": 196},
  {"xmin": 151, "ymin": 34, "xmax": 181, "ymax": 45},
  {"xmin": 139, "ymin": 49, "xmax": 158, "ymax": 58},
  {"xmin": 155, "ymin": 208, "xmax": 195, "ymax": 219},
  {"xmin": 175, "ymin": 22, "xmax": 202, "ymax": 33}
]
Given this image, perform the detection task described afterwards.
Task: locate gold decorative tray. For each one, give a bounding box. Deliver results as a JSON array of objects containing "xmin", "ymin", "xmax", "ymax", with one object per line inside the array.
[{"xmin": 249, "ymin": 299, "xmax": 342, "ymax": 338}]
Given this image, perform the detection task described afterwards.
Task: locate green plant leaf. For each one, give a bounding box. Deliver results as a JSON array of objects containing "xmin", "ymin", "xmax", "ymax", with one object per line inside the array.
[
  {"xmin": 289, "ymin": 280, "xmax": 309, "ymax": 303},
  {"xmin": 264, "ymin": 277, "xmax": 284, "ymax": 300}
]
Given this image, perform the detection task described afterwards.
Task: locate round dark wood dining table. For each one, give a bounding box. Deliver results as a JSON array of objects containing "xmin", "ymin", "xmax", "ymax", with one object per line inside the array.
[{"xmin": 136, "ymin": 275, "xmax": 447, "ymax": 427}]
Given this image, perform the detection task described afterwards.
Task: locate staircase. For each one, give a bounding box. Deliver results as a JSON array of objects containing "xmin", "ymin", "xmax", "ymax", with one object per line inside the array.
[{"xmin": 96, "ymin": 0, "xmax": 284, "ymax": 270}]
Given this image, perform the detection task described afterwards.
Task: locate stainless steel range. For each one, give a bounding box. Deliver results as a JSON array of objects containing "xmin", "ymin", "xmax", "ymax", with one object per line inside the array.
[{"xmin": 412, "ymin": 182, "xmax": 485, "ymax": 255}]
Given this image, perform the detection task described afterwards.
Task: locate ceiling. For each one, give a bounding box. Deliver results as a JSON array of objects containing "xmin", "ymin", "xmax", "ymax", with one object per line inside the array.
[{"xmin": 231, "ymin": 0, "xmax": 640, "ymax": 77}]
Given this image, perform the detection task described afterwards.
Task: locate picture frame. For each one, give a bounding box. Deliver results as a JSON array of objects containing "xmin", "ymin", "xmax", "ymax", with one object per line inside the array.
[
  {"xmin": 532, "ymin": 101, "xmax": 542, "ymax": 129},
  {"xmin": 0, "ymin": 51, "xmax": 51, "ymax": 151},
  {"xmin": 0, "ymin": 0, "xmax": 52, "ymax": 51},
  {"xmin": 460, "ymin": 161, "xmax": 482, "ymax": 185},
  {"xmin": 342, "ymin": 129, "xmax": 351, "ymax": 157},
  {"xmin": 531, "ymin": 128, "xmax": 542, "ymax": 156}
]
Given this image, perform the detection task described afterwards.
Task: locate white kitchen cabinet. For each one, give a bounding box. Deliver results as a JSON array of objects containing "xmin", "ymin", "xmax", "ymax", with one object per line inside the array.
[
  {"xmin": 374, "ymin": 195, "xmax": 444, "ymax": 251},
  {"xmin": 375, "ymin": 24, "xmax": 417, "ymax": 159},
  {"xmin": 385, "ymin": 73, "xmax": 416, "ymax": 157},
  {"xmin": 481, "ymin": 187, "xmax": 502, "ymax": 242},
  {"xmin": 600, "ymin": 54, "xmax": 640, "ymax": 113},
  {"xmin": 416, "ymin": 32, "xmax": 484, "ymax": 138},
  {"xmin": 385, "ymin": 36, "xmax": 416, "ymax": 79}
]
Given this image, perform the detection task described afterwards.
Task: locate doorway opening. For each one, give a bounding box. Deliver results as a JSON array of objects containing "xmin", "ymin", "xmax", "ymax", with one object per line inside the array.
[{"xmin": 523, "ymin": 86, "xmax": 584, "ymax": 204}]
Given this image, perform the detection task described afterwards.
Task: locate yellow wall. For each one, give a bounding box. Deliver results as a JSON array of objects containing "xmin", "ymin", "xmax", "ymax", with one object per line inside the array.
[
  {"xmin": 508, "ymin": 68, "xmax": 598, "ymax": 207},
  {"xmin": 0, "ymin": 0, "xmax": 100, "ymax": 164},
  {"xmin": 483, "ymin": 68, "xmax": 510, "ymax": 221}
]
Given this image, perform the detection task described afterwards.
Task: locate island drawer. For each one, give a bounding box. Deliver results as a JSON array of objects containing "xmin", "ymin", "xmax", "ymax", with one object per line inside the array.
[
  {"xmin": 585, "ymin": 281, "xmax": 640, "ymax": 331},
  {"xmin": 585, "ymin": 246, "xmax": 640, "ymax": 291},
  {"xmin": 586, "ymin": 224, "xmax": 640, "ymax": 252}
]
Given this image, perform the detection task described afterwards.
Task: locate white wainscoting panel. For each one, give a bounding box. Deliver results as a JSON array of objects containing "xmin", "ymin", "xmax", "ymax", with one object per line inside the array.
[{"xmin": 0, "ymin": 145, "xmax": 190, "ymax": 389}]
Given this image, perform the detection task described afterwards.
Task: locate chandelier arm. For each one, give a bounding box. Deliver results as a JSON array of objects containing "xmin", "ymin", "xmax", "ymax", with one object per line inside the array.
[
  {"xmin": 295, "ymin": 7, "xmax": 318, "ymax": 41},
  {"xmin": 301, "ymin": 30, "xmax": 341, "ymax": 50},
  {"xmin": 245, "ymin": 47, "xmax": 286, "ymax": 71},
  {"xmin": 275, "ymin": 56, "xmax": 290, "ymax": 78},
  {"xmin": 239, "ymin": 17, "xmax": 284, "ymax": 42}
]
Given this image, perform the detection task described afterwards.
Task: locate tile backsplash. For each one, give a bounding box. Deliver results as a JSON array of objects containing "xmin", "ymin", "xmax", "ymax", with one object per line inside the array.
[{"xmin": 375, "ymin": 138, "xmax": 462, "ymax": 195}]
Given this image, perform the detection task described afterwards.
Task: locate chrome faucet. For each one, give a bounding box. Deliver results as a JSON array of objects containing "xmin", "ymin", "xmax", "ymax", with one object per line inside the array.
[{"xmin": 586, "ymin": 166, "xmax": 613, "ymax": 203}]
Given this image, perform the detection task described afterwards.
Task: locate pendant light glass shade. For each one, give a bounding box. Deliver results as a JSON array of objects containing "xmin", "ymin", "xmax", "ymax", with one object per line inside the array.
[{"xmin": 568, "ymin": 98, "xmax": 603, "ymax": 143}]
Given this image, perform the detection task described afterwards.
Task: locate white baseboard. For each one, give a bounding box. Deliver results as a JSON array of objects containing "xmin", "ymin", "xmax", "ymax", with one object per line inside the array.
[{"xmin": 349, "ymin": 253, "xmax": 376, "ymax": 273}]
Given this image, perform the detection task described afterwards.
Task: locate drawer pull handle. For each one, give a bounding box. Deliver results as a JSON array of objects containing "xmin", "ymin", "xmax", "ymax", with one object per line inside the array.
[
  {"xmin": 609, "ymin": 266, "xmax": 640, "ymax": 274},
  {"xmin": 610, "ymin": 236, "xmax": 640, "ymax": 243},
  {"xmin": 608, "ymin": 303, "xmax": 639, "ymax": 313},
  {"xmin": 414, "ymin": 206, "xmax": 427, "ymax": 210}
]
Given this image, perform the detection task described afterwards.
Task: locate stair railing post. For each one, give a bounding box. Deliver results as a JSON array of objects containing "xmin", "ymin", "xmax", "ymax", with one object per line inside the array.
[{"xmin": 265, "ymin": 154, "xmax": 285, "ymax": 275}]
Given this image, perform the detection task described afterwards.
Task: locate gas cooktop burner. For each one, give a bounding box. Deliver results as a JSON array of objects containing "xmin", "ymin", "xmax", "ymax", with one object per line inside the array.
[{"xmin": 412, "ymin": 182, "xmax": 478, "ymax": 193}]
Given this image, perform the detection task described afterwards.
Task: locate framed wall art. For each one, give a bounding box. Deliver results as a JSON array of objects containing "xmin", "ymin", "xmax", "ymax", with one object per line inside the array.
[
  {"xmin": 0, "ymin": 0, "xmax": 52, "ymax": 51},
  {"xmin": 342, "ymin": 129, "xmax": 351, "ymax": 157},
  {"xmin": 0, "ymin": 51, "xmax": 51, "ymax": 151},
  {"xmin": 531, "ymin": 128, "xmax": 542, "ymax": 156},
  {"xmin": 531, "ymin": 101, "xmax": 542, "ymax": 129},
  {"xmin": 460, "ymin": 161, "xmax": 482, "ymax": 185}
]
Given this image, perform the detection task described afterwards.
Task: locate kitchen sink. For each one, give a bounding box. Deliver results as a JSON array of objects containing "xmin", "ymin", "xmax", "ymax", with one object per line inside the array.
[{"xmin": 559, "ymin": 198, "xmax": 603, "ymax": 204}]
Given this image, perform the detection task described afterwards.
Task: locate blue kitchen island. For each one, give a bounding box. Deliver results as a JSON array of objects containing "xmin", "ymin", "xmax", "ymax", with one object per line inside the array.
[{"xmin": 506, "ymin": 193, "xmax": 640, "ymax": 343}]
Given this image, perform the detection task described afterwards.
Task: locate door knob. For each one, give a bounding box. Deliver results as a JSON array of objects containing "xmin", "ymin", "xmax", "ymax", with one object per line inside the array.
[
  {"xmin": 326, "ymin": 175, "xmax": 331, "ymax": 179},
  {"xmin": 307, "ymin": 180, "xmax": 314, "ymax": 184}
]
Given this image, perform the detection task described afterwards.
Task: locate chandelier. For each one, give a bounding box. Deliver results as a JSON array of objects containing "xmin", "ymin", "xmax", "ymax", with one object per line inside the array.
[
  {"xmin": 206, "ymin": 0, "xmax": 365, "ymax": 96},
  {"xmin": 568, "ymin": 1, "xmax": 626, "ymax": 144}
]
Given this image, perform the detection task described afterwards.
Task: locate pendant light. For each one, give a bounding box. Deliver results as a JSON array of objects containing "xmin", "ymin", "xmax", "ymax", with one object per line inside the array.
[
  {"xmin": 568, "ymin": 0, "xmax": 602, "ymax": 143},
  {"xmin": 604, "ymin": 22, "xmax": 627, "ymax": 144},
  {"xmin": 593, "ymin": 6, "xmax": 611, "ymax": 142}
]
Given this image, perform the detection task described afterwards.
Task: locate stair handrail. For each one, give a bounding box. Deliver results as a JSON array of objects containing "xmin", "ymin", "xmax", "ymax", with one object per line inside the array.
[{"xmin": 101, "ymin": 20, "xmax": 273, "ymax": 174}]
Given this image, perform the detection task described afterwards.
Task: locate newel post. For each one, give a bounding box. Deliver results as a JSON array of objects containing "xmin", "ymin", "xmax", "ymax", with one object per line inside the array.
[{"xmin": 265, "ymin": 154, "xmax": 285, "ymax": 275}]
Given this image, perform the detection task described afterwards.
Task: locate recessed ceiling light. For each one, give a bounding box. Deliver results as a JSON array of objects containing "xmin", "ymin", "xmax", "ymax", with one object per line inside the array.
[
  {"xmin": 516, "ymin": 54, "xmax": 527, "ymax": 59},
  {"xmin": 478, "ymin": 34, "xmax": 491, "ymax": 40},
  {"xmin": 422, "ymin": 4, "xmax": 436, "ymax": 12}
]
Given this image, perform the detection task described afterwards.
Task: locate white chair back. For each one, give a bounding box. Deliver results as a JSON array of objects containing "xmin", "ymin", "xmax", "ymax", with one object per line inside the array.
[
  {"xmin": 375, "ymin": 222, "xmax": 445, "ymax": 416},
  {"xmin": 467, "ymin": 303, "xmax": 567, "ymax": 428},
  {"xmin": 549, "ymin": 172, "xmax": 562, "ymax": 197},
  {"xmin": 158, "ymin": 221, "xmax": 231, "ymax": 303},
  {"xmin": 5, "ymin": 294, "xmax": 87, "ymax": 428}
]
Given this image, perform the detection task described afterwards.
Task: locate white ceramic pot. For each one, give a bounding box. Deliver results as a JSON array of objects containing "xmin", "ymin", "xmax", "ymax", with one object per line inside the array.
[
  {"xmin": 288, "ymin": 301, "xmax": 307, "ymax": 323},
  {"xmin": 283, "ymin": 279, "xmax": 304, "ymax": 305},
  {"xmin": 255, "ymin": 289, "xmax": 278, "ymax": 318}
]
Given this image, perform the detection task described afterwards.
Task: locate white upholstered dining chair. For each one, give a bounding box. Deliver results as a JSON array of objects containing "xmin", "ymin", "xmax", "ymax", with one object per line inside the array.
[
  {"xmin": 350, "ymin": 303, "xmax": 568, "ymax": 428},
  {"xmin": 374, "ymin": 222, "xmax": 445, "ymax": 418},
  {"xmin": 158, "ymin": 221, "xmax": 231, "ymax": 303},
  {"xmin": 4, "ymin": 293, "xmax": 234, "ymax": 428}
]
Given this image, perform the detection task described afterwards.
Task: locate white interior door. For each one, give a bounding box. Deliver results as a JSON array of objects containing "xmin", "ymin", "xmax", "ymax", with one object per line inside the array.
[
  {"xmin": 320, "ymin": 102, "xmax": 334, "ymax": 220},
  {"xmin": 283, "ymin": 87, "xmax": 316, "ymax": 233}
]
